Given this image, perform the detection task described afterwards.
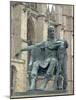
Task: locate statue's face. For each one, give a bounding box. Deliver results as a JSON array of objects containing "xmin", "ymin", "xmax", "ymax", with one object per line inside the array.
[{"xmin": 48, "ymin": 27, "xmax": 55, "ymax": 39}]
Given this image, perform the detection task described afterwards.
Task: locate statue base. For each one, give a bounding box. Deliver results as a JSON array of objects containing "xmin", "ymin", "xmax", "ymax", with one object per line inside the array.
[{"xmin": 14, "ymin": 89, "xmax": 67, "ymax": 96}]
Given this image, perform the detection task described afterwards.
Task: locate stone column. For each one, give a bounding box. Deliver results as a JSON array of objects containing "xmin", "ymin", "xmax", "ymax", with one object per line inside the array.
[
  {"xmin": 10, "ymin": 5, "xmax": 14, "ymax": 58},
  {"xmin": 36, "ymin": 15, "xmax": 48, "ymax": 43},
  {"xmin": 55, "ymin": 5, "xmax": 63, "ymax": 39},
  {"xmin": 20, "ymin": 5, "xmax": 28, "ymax": 91},
  {"xmin": 11, "ymin": 4, "xmax": 22, "ymax": 58},
  {"xmin": 62, "ymin": 5, "xmax": 74, "ymax": 93},
  {"xmin": 36, "ymin": 4, "xmax": 48, "ymax": 42}
]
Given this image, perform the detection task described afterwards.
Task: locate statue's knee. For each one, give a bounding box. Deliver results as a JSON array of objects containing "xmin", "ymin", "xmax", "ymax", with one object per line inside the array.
[
  {"xmin": 45, "ymin": 73, "xmax": 52, "ymax": 79},
  {"xmin": 33, "ymin": 62, "xmax": 37, "ymax": 66},
  {"xmin": 33, "ymin": 61, "xmax": 39, "ymax": 68},
  {"xmin": 31, "ymin": 74, "xmax": 37, "ymax": 80},
  {"xmin": 52, "ymin": 58, "xmax": 57, "ymax": 62},
  {"xmin": 51, "ymin": 58, "xmax": 57, "ymax": 65}
]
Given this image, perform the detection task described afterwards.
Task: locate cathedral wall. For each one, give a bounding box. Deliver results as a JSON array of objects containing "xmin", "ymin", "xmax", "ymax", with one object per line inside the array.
[{"xmin": 10, "ymin": 2, "xmax": 74, "ymax": 95}]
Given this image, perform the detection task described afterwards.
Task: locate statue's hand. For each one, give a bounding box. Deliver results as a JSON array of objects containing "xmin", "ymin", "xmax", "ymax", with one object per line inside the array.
[{"xmin": 15, "ymin": 52, "xmax": 20, "ymax": 58}]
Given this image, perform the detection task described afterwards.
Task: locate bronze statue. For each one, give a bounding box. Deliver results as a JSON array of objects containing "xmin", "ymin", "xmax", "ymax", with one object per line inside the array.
[{"xmin": 15, "ymin": 26, "xmax": 68, "ymax": 91}]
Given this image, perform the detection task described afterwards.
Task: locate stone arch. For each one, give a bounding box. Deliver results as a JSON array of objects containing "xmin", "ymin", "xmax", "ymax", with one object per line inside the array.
[
  {"xmin": 10, "ymin": 65, "xmax": 17, "ymax": 96},
  {"xmin": 27, "ymin": 16, "xmax": 35, "ymax": 44},
  {"xmin": 27, "ymin": 16, "xmax": 35, "ymax": 85},
  {"xmin": 27, "ymin": 16, "xmax": 35, "ymax": 62}
]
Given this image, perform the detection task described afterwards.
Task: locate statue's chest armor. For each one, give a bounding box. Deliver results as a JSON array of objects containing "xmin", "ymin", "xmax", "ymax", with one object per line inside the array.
[
  {"xmin": 31, "ymin": 47, "xmax": 41, "ymax": 60},
  {"xmin": 45, "ymin": 41, "xmax": 57, "ymax": 57},
  {"xmin": 31, "ymin": 47, "xmax": 46, "ymax": 61},
  {"xmin": 45, "ymin": 48, "xmax": 56, "ymax": 57}
]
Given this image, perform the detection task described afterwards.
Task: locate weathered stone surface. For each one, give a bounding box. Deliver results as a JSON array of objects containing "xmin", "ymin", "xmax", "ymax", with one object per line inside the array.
[{"xmin": 10, "ymin": 2, "xmax": 74, "ymax": 96}]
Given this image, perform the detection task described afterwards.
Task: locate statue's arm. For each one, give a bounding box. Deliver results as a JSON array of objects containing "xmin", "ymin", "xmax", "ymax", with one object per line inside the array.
[
  {"xmin": 20, "ymin": 45, "xmax": 34, "ymax": 51},
  {"xmin": 14, "ymin": 45, "xmax": 33, "ymax": 58},
  {"xmin": 18, "ymin": 43, "xmax": 42, "ymax": 52},
  {"xmin": 15, "ymin": 41, "xmax": 45, "ymax": 58},
  {"xmin": 47, "ymin": 40, "xmax": 67, "ymax": 50},
  {"xmin": 21, "ymin": 41, "xmax": 45, "ymax": 52},
  {"xmin": 46, "ymin": 41, "xmax": 62, "ymax": 50}
]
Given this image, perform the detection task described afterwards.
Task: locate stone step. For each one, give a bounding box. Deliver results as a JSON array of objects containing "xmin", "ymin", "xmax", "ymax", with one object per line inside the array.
[{"xmin": 15, "ymin": 89, "xmax": 67, "ymax": 96}]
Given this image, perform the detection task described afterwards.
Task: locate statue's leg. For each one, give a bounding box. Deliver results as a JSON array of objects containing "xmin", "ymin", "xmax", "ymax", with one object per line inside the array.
[
  {"xmin": 63, "ymin": 63, "xmax": 67, "ymax": 90},
  {"xmin": 57, "ymin": 74, "xmax": 64, "ymax": 90},
  {"xmin": 53, "ymin": 75, "xmax": 58, "ymax": 90},
  {"xmin": 53, "ymin": 57, "xmax": 67, "ymax": 90},
  {"xmin": 40, "ymin": 58, "xmax": 57, "ymax": 90},
  {"xmin": 62, "ymin": 55, "xmax": 67, "ymax": 90},
  {"xmin": 47, "ymin": 58, "xmax": 57, "ymax": 76},
  {"xmin": 30, "ymin": 61, "xmax": 39, "ymax": 90},
  {"xmin": 63, "ymin": 75, "xmax": 67, "ymax": 90},
  {"xmin": 53, "ymin": 61, "xmax": 63, "ymax": 90}
]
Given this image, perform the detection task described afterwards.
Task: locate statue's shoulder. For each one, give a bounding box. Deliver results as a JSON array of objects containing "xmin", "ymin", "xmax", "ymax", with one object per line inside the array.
[
  {"xmin": 56, "ymin": 39, "xmax": 68, "ymax": 48},
  {"xmin": 64, "ymin": 40, "xmax": 68, "ymax": 48},
  {"xmin": 60, "ymin": 39, "xmax": 68, "ymax": 48}
]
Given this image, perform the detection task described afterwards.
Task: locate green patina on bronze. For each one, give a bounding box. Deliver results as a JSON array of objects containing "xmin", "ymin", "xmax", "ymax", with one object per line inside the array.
[{"xmin": 15, "ymin": 26, "xmax": 68, "ymax": 91}]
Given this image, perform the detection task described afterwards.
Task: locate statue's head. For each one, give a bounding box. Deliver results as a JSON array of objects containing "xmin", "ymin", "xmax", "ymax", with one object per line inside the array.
[{"xmin": 48, "ymin": 25, "xmax": 55, "ymax": 39}]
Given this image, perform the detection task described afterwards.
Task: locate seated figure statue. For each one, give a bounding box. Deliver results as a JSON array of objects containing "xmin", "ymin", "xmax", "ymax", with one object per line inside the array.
[
  {"xmin": 53, "ymin": 40, "xmax": 68, "ymax": 90},
  {"xmin": 15, "ymin": 25, "xmax": 68, "ymax": 91}
]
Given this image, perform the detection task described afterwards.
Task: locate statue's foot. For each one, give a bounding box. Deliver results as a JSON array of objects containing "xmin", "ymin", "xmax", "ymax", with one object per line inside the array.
[
  {"xmin": 40, "ymin": 85, "xmax": 45, "ymax": 90},
  {"xmin": 39, "ymin": 79, "xmax": 49, "ymax": 91},
  {"xmin": 29, "ymin": 87, "xmax": 36, "ymax": 91},
  {"xmin": 63, "ymin": 88, "xmax": 67, "ymax": 92},
  {"xmin": 29, "ymin": 79, "xmax": 36, "ymax": 90},
  {"xmin": 29, "ymin": 85, "xmax": 36, "ymax": 91},
  {"xmin": 39, "ymin": 86, "xmax": 47, "ymax": 91}
]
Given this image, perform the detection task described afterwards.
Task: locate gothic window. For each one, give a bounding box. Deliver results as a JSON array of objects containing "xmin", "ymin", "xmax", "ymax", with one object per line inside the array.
[{"xmin": 27, "ymin": 3, "xmax": 37, "ymax": 10}]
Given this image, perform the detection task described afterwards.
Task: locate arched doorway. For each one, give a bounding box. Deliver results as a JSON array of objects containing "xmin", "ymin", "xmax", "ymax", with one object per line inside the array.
[{"xmin": 10, "ymin": 65, "xmax": 17, "ymax": 96}]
